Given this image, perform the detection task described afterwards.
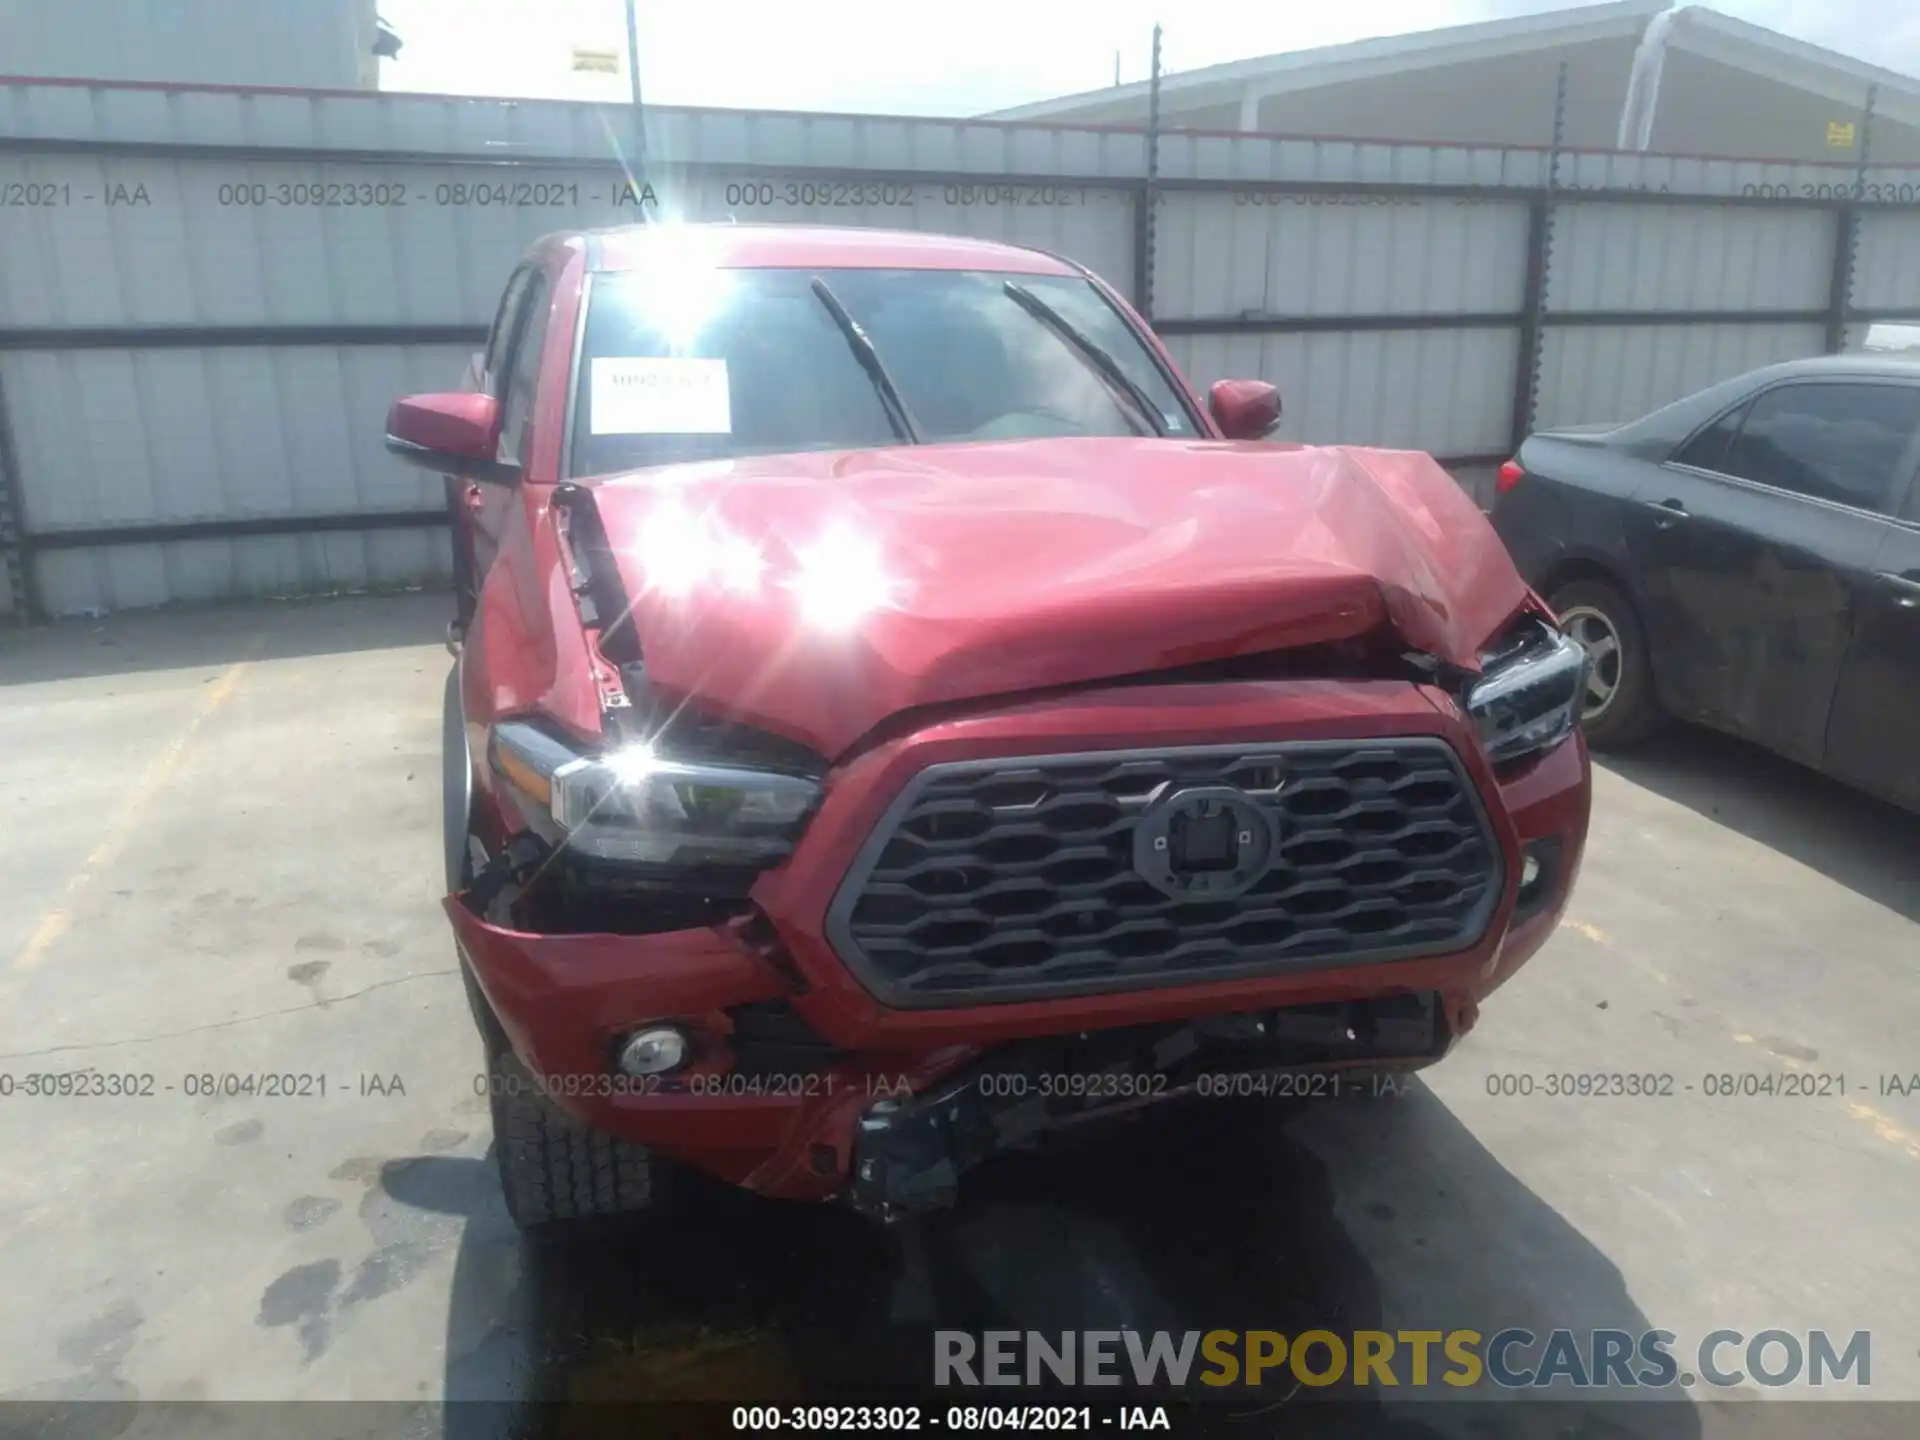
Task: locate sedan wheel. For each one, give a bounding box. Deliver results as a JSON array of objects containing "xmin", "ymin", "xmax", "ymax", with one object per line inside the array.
[
  {"xmin": 1547, "ymin": 578, "xmax": 1662, "ymax": 750},
  {"xmin": 1559, "ymin": 606, "xmax": 1624, "ymax": 722}
]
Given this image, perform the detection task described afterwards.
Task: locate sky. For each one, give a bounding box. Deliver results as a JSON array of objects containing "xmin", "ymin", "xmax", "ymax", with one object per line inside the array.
[{"xmin": 374, "ymin": 0, "xmax": 1920, "ymax": 115}]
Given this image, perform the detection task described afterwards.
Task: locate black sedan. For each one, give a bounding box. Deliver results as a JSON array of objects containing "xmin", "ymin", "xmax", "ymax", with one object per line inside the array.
[{"xmin": 1490, "ymin": 355, "xmax": 1920, "ymax": 813}]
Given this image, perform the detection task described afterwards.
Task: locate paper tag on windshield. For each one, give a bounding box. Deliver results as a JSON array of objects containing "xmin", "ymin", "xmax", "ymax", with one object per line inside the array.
[{"xmin": 590, "ymin": 357, "xmax": 732, "ymax": 435}]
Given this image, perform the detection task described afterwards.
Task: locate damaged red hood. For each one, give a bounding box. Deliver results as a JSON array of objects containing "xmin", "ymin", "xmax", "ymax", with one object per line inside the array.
[{"xmin": 583, "ymin": 439, "xmax": 1527, "ymax": 758}]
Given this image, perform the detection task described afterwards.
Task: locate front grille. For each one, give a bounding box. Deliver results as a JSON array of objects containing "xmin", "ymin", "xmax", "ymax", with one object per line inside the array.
[{"xmin": 826, "ymin": 739, "xmax": 1503, "ymax": 1007}]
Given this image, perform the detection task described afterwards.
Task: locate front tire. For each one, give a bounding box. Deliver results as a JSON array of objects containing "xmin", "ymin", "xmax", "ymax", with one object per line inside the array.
[
  {"xmin": 442, "ymin": 663, "xmax": 501, "ymax": 1040},
  {"xmin": 1550, "ymin": 577, "xmax": 1661, "ymax": 750},
  {"xmin": 446, "ymin": 664, "xmax": 662, "ymax": 1233},
  {"xmin": 489, "ymin": 1043, "xmax": 661, "ymax": 1234}
]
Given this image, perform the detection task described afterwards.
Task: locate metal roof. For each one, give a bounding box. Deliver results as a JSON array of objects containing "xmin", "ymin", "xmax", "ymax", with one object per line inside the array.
[
  {"xmin": 1673, "ymin": 8, "xmax": 1920, "ymax": 121},
  {"xmin": 985, "ymin": 2, "xmax": 1920, "ymax": 130},
  {"xmin": 984, "ymin": 0, "xmax": 1668, "ymax": 121}
]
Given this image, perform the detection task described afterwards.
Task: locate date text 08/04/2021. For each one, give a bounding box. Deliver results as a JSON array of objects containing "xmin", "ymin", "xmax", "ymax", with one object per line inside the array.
[
  {"xmin": 34, "ymin": 175, "xmax": 1920, "ymax": 213},
  {"xmin": 730, "ymin": 1406, "xmax": 1170, "ymax": 1432},
  {"xmin": 5, "ymin": 1069, "xmax": 1920, "ymax": 1100}
]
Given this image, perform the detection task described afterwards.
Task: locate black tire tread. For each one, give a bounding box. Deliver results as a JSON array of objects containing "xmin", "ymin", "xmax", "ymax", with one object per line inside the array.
[
  {"xmin": 490, "ymin": 1047, "xmax": 656, "ymax": 1232},
  {"xmin": 453, "ymin": 669, "xmax": 658, "ymax": 1234}
]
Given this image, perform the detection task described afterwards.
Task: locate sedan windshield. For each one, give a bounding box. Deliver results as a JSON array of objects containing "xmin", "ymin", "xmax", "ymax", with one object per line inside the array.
[{"xmin": 568, "ymin": 266, "xmax": 1197, "ymax": 477}]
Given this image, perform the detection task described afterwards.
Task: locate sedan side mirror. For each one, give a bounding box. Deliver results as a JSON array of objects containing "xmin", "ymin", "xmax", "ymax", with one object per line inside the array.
[
  {"xmin": 1209, "ymin": 379, "xmax": 1283, "ymax": 441},
  {"xmin": 385, "ymin": 392, "xmax": 510, "ymax": 482}
]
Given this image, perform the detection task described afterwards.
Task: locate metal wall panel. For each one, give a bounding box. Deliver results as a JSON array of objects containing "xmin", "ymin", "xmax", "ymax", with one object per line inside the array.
[
  {"xmin": 1163, "ymin": 327, "xmax": 1518, "ymax": 459},
  {"xmin": 646, "ymin": 111, "xmax": 1155, "ymax": 180},
  {"xmin": 9, "ymin": 77, "xmax": 1918, "ymax": 617},
  {"xmin": 2, "ymin": 344, "xmax": 464, "ymax": 532},
  {"xmin": 1153, "ymin": 192, "xmax": 1528, "ymax": 319},
  {"xmin": 0, "ymin": 157, "xmax": 540, "ymax": 328},
  {"xmin": 8, "ymin": 80, "xmax": 1920, "ymax": 201},
  {"xmin": 0, "ymin": 156, "xmax": 1133, "ymax": 328},
  {"xmin": 1851, "ymin": 209, "xmax": 1920, "ymax": 315},
  {"xmin": 656, "ymin": 172, "xmax": 1135, "ymax": 289},
  {"xmin": 1155, "ymin": 133, "xmax": 1547, "ymax": 189},
  {"xmin": 1533, "ymin": 321, "xmax": 1824, "ymax": 429},
  {"xmin": 0, "ymin": 0, "xmax": 369, "ymax": 91},
  {"xmin": 1552, "ymin": 150, "xmax": 1920, "ymax": 200},
  {"xmin": 33, "ymin": 528, "xmax": 454, "ymax": 617},
  {"xmin": 1545, "ymin": 202, "xmax": 1832, "ymax": 312},
  {"xmin": 0, "ymin": 86, "xmax": 1163, "ymax": 179}
]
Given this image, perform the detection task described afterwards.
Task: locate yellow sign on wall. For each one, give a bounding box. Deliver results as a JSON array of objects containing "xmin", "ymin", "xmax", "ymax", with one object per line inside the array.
[
  {"xmin": 572, "ymin": 47, "xmax": 621, "ymax": 74},
  {"xmin": 1827, "ymin": 121, "xmax": 1857, "ymax": 148}
]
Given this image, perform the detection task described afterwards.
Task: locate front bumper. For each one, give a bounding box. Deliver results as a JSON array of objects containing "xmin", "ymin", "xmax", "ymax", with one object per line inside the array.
[
  {"xmin": 448, "ymin": 678, "xmax": 1589, "ymax": 1203},
  {"xmin": 844, "ymin": 992, "xmax": 1450, "ymax": 1218}
]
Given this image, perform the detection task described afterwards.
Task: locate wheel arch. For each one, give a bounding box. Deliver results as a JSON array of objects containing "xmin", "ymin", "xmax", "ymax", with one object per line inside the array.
[
  {"xmin": 1535, "ymin": 552, "xmax": 1637, "ymax": 618},
  {"xmin": 443, "ymin": 660, "xmax": 515, "ymax": 1052},
  {"xmin": 441, "ymin": 661, "xmax": 474, "ymax": 895}
]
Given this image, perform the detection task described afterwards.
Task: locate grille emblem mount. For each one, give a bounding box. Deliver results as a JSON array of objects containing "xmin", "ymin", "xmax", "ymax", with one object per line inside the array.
[{"xmin": 1133, "ymin": 785, "xmax": 1276, "ymax": 899}]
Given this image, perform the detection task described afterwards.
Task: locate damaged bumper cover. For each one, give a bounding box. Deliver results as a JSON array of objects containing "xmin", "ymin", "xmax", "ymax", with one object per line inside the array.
[
  {"xmin": 449, "ymin": 680, "xmax": 1590, "ymax": 1207},
  {"xmin": 449, "ymin": 897, "xmax": 1472, "ymax": 1210},
  {"xmin": 846, "ymin": 996, "xmax": 1446, "ymax": 1218}
]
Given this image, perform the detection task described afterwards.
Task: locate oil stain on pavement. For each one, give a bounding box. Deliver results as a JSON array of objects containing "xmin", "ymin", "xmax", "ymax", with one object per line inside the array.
[
  {"xmin": 265, "ymin": 1084, "xmax": 1705, "ymax": 1440},
  {"xmin": 360, "ymin": 1086, "xmax": 1686, "ymax": 1440},
  {"xmin": 257, "ymin": 1259, "xmax": 340, "ymax": 1362}
]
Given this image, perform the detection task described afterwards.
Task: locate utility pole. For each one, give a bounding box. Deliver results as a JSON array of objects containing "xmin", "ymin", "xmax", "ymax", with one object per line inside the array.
[
  {"xmin": 1142, "ymin": 23, "xmax": 1162, "ymax": 321},
  {"xmin": 620, "ymin": 0, "xmax": 651, "ymax": 217},
  {"xmin": 624, "ymin": 0, "xmax": 643, "ymax": 108}
]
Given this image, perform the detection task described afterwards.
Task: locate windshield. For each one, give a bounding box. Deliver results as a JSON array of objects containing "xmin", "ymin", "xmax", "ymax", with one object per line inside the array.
[{"xmin": 568, "ymin": 266, "xmax": 1198, "ymax": 477}]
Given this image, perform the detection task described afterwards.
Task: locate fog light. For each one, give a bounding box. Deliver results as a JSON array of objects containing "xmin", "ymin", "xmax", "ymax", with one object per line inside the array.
[
  {"xmin": 1515, "ymin": 837, "xmax": 1563, "ymax": 918},
  {"xmin": 617, "ymin": 1027, "xmax": 688, "ymax": 1076}
]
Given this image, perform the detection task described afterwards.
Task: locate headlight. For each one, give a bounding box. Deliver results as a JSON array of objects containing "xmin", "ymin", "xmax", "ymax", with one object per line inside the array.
[
  {"xmin": 1463, "ymin": 618, "xmax": 1590, "ymax": 765},
  {"xmin": 489, "ymin": 720, "xmax": 820, "ymax": 870}
]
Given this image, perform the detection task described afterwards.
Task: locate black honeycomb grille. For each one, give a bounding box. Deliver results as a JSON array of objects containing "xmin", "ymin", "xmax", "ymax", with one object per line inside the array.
[{"xmin": 826, "ymin": 739, "xmax": 1502, "ymax": 1007}]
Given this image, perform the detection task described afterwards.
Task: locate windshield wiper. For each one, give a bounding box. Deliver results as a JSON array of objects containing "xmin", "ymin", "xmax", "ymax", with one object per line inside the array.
[
  {"xmin": 1002, "ymin": 280, "xmax": 1167, "ymax": 437},
  {"xmin": 810, "ymin": 276, "xmax": 922, "ymax": 444}
]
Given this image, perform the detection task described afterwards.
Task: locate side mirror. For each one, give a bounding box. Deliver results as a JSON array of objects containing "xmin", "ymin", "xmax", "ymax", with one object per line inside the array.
[
  {"xmin": 1209, "ymin": 379, "xmax": 1283, "ymax": 441},
  {"xmin": 385, "ymin": 392, "xmax": 508, "ymax": 481}
]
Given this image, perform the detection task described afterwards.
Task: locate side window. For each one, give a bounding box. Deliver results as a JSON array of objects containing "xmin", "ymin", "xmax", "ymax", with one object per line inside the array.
[
  {"xmin": 498, "ymin": 271, "xmax": 551, "ymax": 465},
  {"xmin": 483, "ymin": 267, "xmax": 533, "ymax": 392},
  {"xmin": 1672, "ymin": 400, "xmax": 1748, "ymax": 473},
  {"xmin": 1722, "ymin": 382, "xmax": 1920, "ymax": 513}
]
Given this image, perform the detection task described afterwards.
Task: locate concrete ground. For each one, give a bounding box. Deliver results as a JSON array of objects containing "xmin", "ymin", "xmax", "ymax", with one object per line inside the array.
[{"xmin": 0, "ymin": 592, "xmax": 1915, "ymax": 1436}]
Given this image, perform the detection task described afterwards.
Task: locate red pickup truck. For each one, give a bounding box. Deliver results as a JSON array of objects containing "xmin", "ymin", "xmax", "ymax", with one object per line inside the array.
[{"xmin": 387, "ymin": 224, "xmax": 1591, "ymax": 1232}]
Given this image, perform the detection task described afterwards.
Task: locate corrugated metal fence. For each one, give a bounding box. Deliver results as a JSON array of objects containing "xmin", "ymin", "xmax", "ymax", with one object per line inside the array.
[{"xmin": 3, "ymin": 77, "xmax": 1919, "ymax": 617}]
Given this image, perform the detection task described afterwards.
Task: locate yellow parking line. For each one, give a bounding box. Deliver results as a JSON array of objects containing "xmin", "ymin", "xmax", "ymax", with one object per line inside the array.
[
  {"xmin": 1840, "ymin": 1101, "xmax": 1920, "ymax": 1161},
  {"xmin": 1565, "ymin": 919, "xmax": 1611, "ymax": 945},
  {"xmin": 1727, "ymin": 1035, "xmax": 1920, "ymax": 1160},
  {"xmin": 12, "ymin": 650, "xmax": 257, "ymax": 972},
  {"xmin": 1577, "ymin": 936, "xmax": 1915, "ymax": 1164}
]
